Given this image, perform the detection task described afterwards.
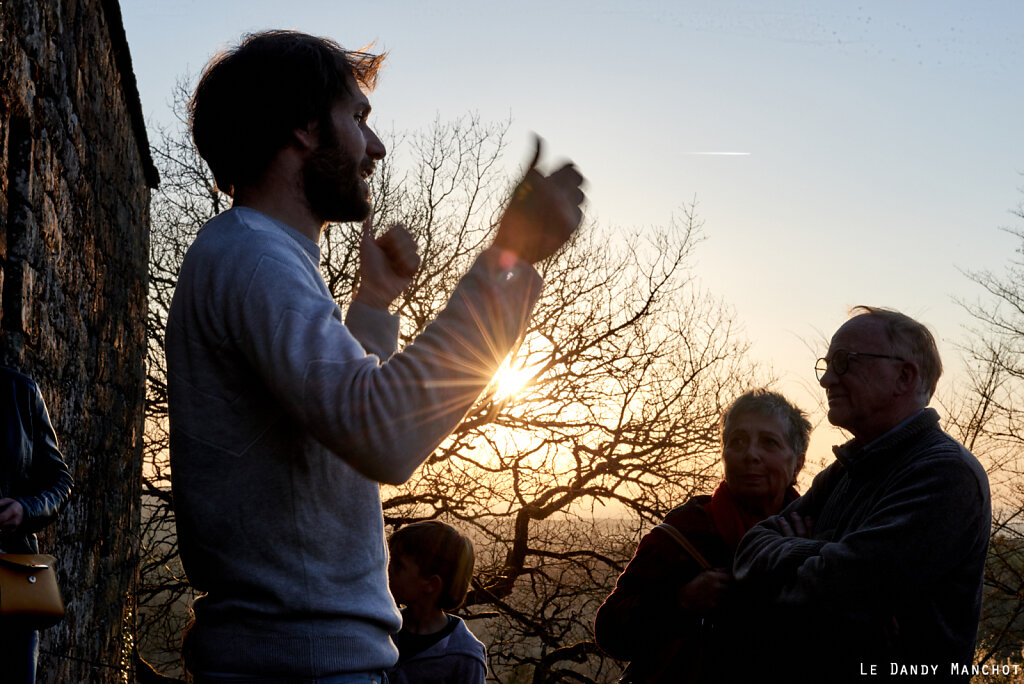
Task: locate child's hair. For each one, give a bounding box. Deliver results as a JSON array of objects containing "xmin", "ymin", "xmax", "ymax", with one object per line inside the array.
[{"xmin": 389, "ymin": 521, "xmax": 475, "ymax": 611}]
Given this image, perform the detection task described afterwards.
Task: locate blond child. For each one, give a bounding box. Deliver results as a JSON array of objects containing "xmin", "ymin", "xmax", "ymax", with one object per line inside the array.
[{"xmin": 386, "ymin": 521, "xmax": 487, "ymax": 684}]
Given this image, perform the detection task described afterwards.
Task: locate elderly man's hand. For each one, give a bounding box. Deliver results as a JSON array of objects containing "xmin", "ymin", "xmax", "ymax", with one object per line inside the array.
[
  {"xmin": 0, "ymin": 498, "xmax": 25, "ymax": 534},
  {"xmin": 778, "ymin": 512, "xmax": 814, "ymax": 538},
  {"xmin": 354, "ymin": 214, "xmax": 422, "ymax": 311},
  {"xmin": 678, "ymin": 568, "xmax": 732, "ymax": 613},
  {"xmin": 492, "ymin": 137, "xmax": 585, "ymax": 265}
]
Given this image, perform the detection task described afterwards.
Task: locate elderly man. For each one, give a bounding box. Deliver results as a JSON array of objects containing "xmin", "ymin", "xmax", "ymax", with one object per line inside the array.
[{"xmin": 734, "ymin": 306, "xmax": 990, "ymax": 682}]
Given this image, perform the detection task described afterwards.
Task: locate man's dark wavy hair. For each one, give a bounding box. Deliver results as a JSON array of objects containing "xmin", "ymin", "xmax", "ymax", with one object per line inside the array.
[{"xmin": 189, "ymin": 30, "xmax": 385, "ymax": 196}]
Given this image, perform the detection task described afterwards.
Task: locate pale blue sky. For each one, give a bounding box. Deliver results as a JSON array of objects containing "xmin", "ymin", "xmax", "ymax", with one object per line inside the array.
[{"xmin": 120, "ymin": 0, "xmax": 1024, "ymax": 472}]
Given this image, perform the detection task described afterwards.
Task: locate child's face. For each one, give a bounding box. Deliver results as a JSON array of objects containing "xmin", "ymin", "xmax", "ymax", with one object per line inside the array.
[{"xmin": 388, "ymin": 552, "xmax": 423, "ymax": 606}]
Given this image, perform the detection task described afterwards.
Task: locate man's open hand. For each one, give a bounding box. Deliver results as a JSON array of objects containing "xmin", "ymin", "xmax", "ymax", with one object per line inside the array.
[{"xmin": 493, "ymin": 137, "xmax": 586, "ymax": 265}]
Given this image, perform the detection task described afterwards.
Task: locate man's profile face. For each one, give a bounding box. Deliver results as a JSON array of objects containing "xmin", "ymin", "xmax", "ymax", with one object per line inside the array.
[
  {"xmin": 302, "ymin": 82, "xmax": 386, "ymax": 223},
  {"xmin": 819, "ymin": 315, "xmax": 904, "ymax": 441}
]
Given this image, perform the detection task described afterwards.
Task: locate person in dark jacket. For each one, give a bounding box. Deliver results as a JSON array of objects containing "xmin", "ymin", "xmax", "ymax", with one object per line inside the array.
[
  {"xmin": 595, "ymin": 390, "xmax": 812, "ymax": 683},
  {"xmin": 735, "ymin": 307, "xmax": 991, "ymax": 683},
  {"xmin": 0, "ymin": 367, "xmax": 73, "ymax": 683}
]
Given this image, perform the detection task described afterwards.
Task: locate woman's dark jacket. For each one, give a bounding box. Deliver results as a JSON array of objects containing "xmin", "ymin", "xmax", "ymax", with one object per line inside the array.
[
  {"xmin": 596, "ymin": 496, "xmax": 762, "ymax": 683},
  {"xmin": 0, "ymin": 367, "xmax": 73, "ymax": 553}
]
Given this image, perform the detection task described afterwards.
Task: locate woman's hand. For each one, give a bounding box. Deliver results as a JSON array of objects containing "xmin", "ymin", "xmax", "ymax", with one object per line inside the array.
[
  {"xmin": 0, "ymin": 498, "xmax": 25, "ymax": 533},
  {"xmin": 677, "ymin": 568, "xmax": 732, "ymax": 613}
]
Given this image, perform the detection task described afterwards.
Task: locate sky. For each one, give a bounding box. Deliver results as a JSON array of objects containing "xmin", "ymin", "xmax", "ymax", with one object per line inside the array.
[{"xmin": 119, "ymin": 0, "xmax": 1024, "ymax": 476}]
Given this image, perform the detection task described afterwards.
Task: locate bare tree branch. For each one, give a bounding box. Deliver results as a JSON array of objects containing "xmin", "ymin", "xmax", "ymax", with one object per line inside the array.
[{"xmin": 139, "ymin": 95, "xmax": 760, "ymax": 681}]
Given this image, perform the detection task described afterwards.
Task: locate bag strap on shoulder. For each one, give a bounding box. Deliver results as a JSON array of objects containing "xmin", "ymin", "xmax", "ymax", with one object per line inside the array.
[{"xmin": 653, "ymin": 523, "xmax": 712, "ymax": 570}]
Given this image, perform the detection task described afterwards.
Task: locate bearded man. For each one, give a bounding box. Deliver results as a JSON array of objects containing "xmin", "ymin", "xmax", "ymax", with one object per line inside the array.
[{"xmin": 166, "ymin": 30, "xmax": 584, "ymax": 682}]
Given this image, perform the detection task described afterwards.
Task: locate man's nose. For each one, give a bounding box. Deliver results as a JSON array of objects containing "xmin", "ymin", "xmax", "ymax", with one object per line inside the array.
[
  {"xmin": 365, "ymin": 126, "xmax": 386, "ymax": 160},
  {"xmin": 818, "ymin": 359, "xmax": 838, "ymax": 388}
]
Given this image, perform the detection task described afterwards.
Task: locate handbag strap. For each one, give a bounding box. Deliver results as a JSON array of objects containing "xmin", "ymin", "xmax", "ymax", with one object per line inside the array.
[{"xmin": 654, "ymin": 522, "xmax": 712, "ymax": 570}]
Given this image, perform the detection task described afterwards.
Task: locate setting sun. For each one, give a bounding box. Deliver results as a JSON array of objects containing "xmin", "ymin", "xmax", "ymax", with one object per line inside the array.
[{"xmin": 493, "ymin": 363, "xmax": 535, "ymax": 401}]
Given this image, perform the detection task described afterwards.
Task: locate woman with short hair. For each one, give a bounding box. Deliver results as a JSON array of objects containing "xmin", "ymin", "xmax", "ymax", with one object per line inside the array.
[{"xmin": 595, "ymin": 389, "xmax": 812, "ymax": 684}]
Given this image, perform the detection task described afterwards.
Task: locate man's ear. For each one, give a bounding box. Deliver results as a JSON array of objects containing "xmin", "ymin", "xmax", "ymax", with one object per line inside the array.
[
  {"xmin": 896, "ymin": 360, "xmax": 920, "ymax": 397},
  {"xmin": 293, "ymin": 119, "xmax": 320, "ymax": 151}
]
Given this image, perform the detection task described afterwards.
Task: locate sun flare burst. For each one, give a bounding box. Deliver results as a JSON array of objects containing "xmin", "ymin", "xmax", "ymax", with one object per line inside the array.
[{"xmin": 493, "ymin": 363, "xmax": 535, "ymax": 401}]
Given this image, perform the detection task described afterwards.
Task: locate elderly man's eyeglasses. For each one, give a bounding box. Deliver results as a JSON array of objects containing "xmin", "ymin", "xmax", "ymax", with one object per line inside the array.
[{"xmin": 815, "ymin": 350, "xmax": 905, "ymax": 381}]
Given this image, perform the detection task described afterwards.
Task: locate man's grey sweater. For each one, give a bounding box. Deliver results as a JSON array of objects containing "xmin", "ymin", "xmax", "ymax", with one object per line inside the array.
[{"xmin": 166, "ymin": 207, "xmax": 541, "ymax": 676}]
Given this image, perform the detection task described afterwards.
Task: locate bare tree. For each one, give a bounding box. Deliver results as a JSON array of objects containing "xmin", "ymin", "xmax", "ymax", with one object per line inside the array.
[
  {"xmin": 378, "ymin": 211, "xmax": 754, "ymax": 682},
  {"xmin": 945, "ymin": 197, "xmax": 1024, "ymax": 669},
  {"xmin": 138, "ymin": 90, "xmax": 760, "ymax": 682},
  {"xmin": 137, "ymin": 81, "xmax": 228, "ymax": 676},
  {"xmin": 350, "ymin": 120, "xmax": 759, "ymax": 682}
]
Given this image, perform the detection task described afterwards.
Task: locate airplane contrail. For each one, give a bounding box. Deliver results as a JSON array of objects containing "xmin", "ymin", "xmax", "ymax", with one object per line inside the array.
[{"xmin": 685, "ymin": 152, "xmax": 751, "ymax": 156}]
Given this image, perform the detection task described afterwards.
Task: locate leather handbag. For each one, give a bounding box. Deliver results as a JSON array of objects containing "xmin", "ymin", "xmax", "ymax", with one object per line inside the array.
[{"xmin": 0, "ymin": 553, "xmax": 66, "ymax": 629}]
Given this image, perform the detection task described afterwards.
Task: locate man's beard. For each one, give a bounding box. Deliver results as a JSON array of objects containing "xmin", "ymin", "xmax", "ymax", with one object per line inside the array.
[{"xmin": 302, "ymin": 134, "xmax": 370, "ymax": 224}]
